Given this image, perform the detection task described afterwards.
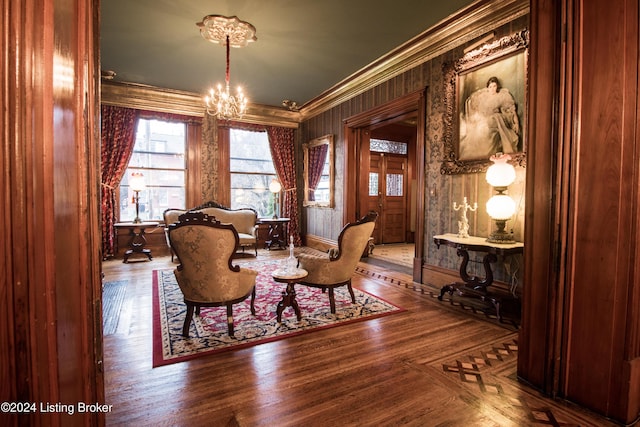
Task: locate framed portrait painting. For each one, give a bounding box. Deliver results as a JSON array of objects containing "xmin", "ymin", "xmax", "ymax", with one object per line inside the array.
[{"xmin": 441, "ymin": 29, "xmax": 529, "ymax": 174}]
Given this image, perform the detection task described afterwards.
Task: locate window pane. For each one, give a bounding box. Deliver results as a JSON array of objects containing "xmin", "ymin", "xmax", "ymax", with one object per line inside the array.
[
  {"xmin": 129, "ymin": 151, "xmax": 185, "ymax": 169},
  {"xmin": 229, "ymin": 129, "xmax": 277, "ymax": 217},
  {"xmin": 119, "ymin": 119, "xmax": 186, "ymax": 222},
  {"xmin": 370, "ymin": 138, "xmax": 408, "ymax": 154},
  {"xmin": 369, "ymin": 173, "xmax": 379, "ymax": 196},
  {"xmin": 386, "ymin": 173, "xmax": 403, "ymax": 196},
  {"xmin": 230, "ymin": 129, "xmax": 276, "ymax": 173}
]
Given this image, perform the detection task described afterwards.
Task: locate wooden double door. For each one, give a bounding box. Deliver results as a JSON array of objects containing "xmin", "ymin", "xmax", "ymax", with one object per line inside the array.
[{"xmin": 366, "ymin": 152, "xmax": 407, "ymax": 244}]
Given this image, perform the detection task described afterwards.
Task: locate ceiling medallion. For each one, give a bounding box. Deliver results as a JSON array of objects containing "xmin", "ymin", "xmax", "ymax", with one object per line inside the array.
[{"xmin": 197, "ymin": 15, "xmax": 257, "ymax": 120}]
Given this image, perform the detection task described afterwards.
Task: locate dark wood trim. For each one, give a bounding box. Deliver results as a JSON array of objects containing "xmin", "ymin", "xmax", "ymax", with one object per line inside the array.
[
  {"xmin": 3, "ymin": 0, "xmax": 104, "ymax": 424},
  {"xmin": 357, "ymin": 129, "xmax": 370, "ymax": 223},
  {"xmin": 343, "ymin": 90, "xmax": 425, "ymax": 283},
  {"xmin": 217, "ymin": 126, "xmax": 231, "ymax": 207},
  {"xmin": 304, "ymin": 234, "xmax": 337, "ymax": 252},
  {"xmin": 523, "ymin": 1, "xmax": 640, "ymax": 424},
  {"xmin": 413, "ymin": 90, "xmax": 427, "ymax": 282},
  {"xmin": 186, "ymin": 122, "xmax": 202, "ymax": 207},
  {"xmin": 518, "ymin": 0, "xmax": 561, "ymax": 395},
  {"xmin": 343, "ymin": 125, "xmax": 359, "ymax": 224}
]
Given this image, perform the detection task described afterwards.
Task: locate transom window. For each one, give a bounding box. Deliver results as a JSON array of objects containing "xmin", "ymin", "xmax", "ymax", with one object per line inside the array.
[
  {"xmin": 119, "ymin": 119, "xmax": 186, "ymax": 222},
  {"xmin": 229, "ymin": 129, "xmax": 277, "ymax": 218},
  {"xmin": 370, "ymin": 138, "xmax": 408, "ymax": 154}
]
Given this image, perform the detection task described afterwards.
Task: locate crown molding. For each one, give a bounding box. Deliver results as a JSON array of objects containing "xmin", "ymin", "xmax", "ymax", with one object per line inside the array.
[
  {"xmin": 101, "ymin": 81, "xmax": 300, "ymax": 128},
  {"xmin": 299, "ymin": 0, "xmax": 529, "ymax": 120},
  {"xmin": 101, "ymin": 0, "xmax": 528, "ymax": 127}
]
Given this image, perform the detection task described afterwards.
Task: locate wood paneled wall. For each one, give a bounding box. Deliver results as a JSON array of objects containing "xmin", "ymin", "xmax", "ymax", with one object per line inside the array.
[
  {"xmin": 522, "ymin": 0, "xmax": 640, "ymax": 423},
  {"xmin": 1, "ymin": 0, "xmax": 103, "ymax": 425}
]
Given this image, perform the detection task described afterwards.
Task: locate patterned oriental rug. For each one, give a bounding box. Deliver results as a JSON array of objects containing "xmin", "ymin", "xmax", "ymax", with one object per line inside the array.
[{"xmin": 152, "ymin": 260, "xmax": 403, "ymax": 367}]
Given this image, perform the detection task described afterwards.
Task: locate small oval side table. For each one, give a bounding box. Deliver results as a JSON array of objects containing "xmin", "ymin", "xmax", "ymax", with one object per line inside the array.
[{"xmin": 272, "ymin": 267, "xmax": 308, "ymax": 322}]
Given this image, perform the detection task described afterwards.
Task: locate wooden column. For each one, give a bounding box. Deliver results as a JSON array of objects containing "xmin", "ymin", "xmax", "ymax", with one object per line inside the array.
[
  {"xmin": 1, "ymin": 0, "xmax": 103, "ymax": 425},
  {"xmin": 522, "ymin": 0, "xmax": 640, "ymax": 423}
]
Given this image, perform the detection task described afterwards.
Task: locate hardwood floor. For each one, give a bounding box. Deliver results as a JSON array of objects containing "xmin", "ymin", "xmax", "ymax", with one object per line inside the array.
[{"xmin": 102, "ymin": 251, "xmax": 615, "ymax": 426}]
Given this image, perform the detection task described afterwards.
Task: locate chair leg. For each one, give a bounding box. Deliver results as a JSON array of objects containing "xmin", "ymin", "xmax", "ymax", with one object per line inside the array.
[
  {"xmin": 347, "ymin": 281, "xmax": 356, "ymax": 303},
  {"xmin": 250, "ymin": 286, "xmax": 256, "ymax": 315},
  {"xmin": 182, "ymin": 303, "xmax": 195, "ymax": 337},
  {"xmin": 226, "ymin": 304, "xmax": 235, "ymax": 337},
  {"xmin": 328, "ymin": 288, "xmax": 336, "ymax": 313}
]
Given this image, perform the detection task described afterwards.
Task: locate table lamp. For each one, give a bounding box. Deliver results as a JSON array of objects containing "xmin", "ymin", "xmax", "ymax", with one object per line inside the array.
[
  {"xmin": 269, "ymin": 178, "xmax": 281, "ymax": 219},
  {"xmin": 129, "ymin": 172, "xmax": 146, "ymax": 224},
  {"xmin": 485, "ymin": 153, "xmax": 516, "ymax": 243}
]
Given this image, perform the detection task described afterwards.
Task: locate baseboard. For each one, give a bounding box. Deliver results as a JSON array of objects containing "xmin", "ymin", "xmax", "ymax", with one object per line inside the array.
[{"xmin": 304, "ymin": 234, "xmax": 337, "ymax": 252}]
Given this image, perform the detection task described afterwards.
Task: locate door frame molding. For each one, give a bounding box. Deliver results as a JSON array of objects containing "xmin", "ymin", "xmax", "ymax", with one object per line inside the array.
[{"xmin": 343, "ymin": 89, "xmax": 426, "ymax": 281}]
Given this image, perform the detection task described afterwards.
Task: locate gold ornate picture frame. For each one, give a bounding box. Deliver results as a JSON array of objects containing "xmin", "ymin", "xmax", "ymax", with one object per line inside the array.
[
  {"xmin": 441, "ymin": 29, "xmax": 529, "ymax": 175},
  {"xmin": 303, "ymin": 134, "xmax": 334, "ymax": 208}
]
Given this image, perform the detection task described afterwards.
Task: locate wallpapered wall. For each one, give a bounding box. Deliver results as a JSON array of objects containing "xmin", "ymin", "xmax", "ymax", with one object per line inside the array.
[{"xmin": 300, "ymin": 17, "xmax": 528, "ymax": 288}]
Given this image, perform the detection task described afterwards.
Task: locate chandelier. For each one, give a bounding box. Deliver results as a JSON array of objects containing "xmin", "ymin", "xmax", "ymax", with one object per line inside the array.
[{"xmin": 197, "ymin": 15, "xmax": 257, "ymax": 120}]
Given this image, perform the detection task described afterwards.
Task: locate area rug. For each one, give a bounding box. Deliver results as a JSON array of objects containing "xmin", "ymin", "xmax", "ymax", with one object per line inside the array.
[
  {"xmin": 153, "ymin": 260, "xmax": 403, "ymax": 367},
  {"xmin": 102, "ymin": 280, "xmax": 127, "ymax": 335}
]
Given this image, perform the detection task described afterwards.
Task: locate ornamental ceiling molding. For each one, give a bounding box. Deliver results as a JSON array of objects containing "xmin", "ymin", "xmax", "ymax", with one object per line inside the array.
[
  {"xmin": 101, "ymin": 0, "xmax": 527, "ymax": 128},
  {"xmin": 100, "ymin": 81, "xmax": 300, "ymax": 128},
  {"xmin": 299, "ymin": 0, "xmax": 529, "ymax": 120}
]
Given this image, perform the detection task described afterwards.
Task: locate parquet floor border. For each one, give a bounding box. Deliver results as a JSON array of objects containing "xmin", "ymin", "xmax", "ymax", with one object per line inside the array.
[{"xmin": 355, "ymin": 264, "xmax": 520, "ymax": 329}]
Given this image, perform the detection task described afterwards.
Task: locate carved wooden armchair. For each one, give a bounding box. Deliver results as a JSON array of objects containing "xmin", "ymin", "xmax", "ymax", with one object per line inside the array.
[
  {"xmin": 168, "ymin": 211, "xmax": 258, "ymax": 337},
  {"xmin": 296, "ymin": 212, "xmax": 378, "ymax": 313}
]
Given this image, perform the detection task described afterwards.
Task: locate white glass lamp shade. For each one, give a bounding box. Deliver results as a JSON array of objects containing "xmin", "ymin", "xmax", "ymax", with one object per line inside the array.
[
  {"xmin": 269, "ymin": 179, "xmax": 282, "ymax": 193},
  {"xmin": 129, "ymin": 173, "xmax": 146, "ymax": 192},
  {"xmin": 485, "ymin": 153, "xmax": 516, "ymax": 188},
  {"xmin": 486, "ymin": 194, "xmax": 516, "ymax": 220}
]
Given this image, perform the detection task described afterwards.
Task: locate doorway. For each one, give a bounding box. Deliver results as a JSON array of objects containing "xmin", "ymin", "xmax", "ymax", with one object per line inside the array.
[
  {"xmin": 368, "ymin": 152, "xmax": 407, "ymax": 243},
  {"xmin": 343, "ymin": 90, "xmax": 426, "ymax": 280}
]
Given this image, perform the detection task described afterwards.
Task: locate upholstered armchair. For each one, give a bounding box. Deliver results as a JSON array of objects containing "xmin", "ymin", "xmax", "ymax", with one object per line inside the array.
[
  {"xmin": 296, "ymin": 212, "xmax": 378, "ymax": 313},
  {"xmin": 168, "ymin": 211, "xmax": 258, "ymax": 337}
]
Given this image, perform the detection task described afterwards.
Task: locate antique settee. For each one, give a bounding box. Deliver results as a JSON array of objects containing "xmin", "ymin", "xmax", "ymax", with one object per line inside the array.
[{"xmin": 163, "ymin": 201, "xmax": 259, "ymax": 259}]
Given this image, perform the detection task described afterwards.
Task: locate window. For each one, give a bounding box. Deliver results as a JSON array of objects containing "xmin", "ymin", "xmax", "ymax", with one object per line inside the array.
[
  {"xmin": 369, "ymin": 173, "xmax": 379, "ymax": 196},
  {"xmin": 386, "ymin": 173, "xmax": 404, "ymax": 196},
  {"xmin": 119, "ymin": 119, "xmax": 186, "ymax": 222},
  {"xmin": 229, "ymin": 129, "xmax": 277, "ymax": 218},
  {"xmin": 370, "ymin": 138, "xmax": 408, "ymax": 154}
]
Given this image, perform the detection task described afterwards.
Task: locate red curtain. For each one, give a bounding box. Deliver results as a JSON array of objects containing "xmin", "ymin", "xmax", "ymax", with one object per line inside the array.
[
  {"xmin": 266, "ymin": 126, "xmax": 301, "ymax": 245},
  {"xmin": 100, "ymin": 105, "xmax": 139, "ymax": 259}
]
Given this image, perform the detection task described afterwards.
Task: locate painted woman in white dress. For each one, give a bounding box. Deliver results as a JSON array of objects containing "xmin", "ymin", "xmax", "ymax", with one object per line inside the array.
[{"xmin": 459, "ymin": 76, "xmax": 520, "ymax": 159}]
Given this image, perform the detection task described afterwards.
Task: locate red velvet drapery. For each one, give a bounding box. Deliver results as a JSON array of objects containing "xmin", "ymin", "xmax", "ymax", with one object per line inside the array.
[
  {"xmin": 100, "ymin": 105, "xmax": 138, "ymax": 258},
  {"xmin": 266, "ymin": 126, "xmax": 301, "ymax": 245}
]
